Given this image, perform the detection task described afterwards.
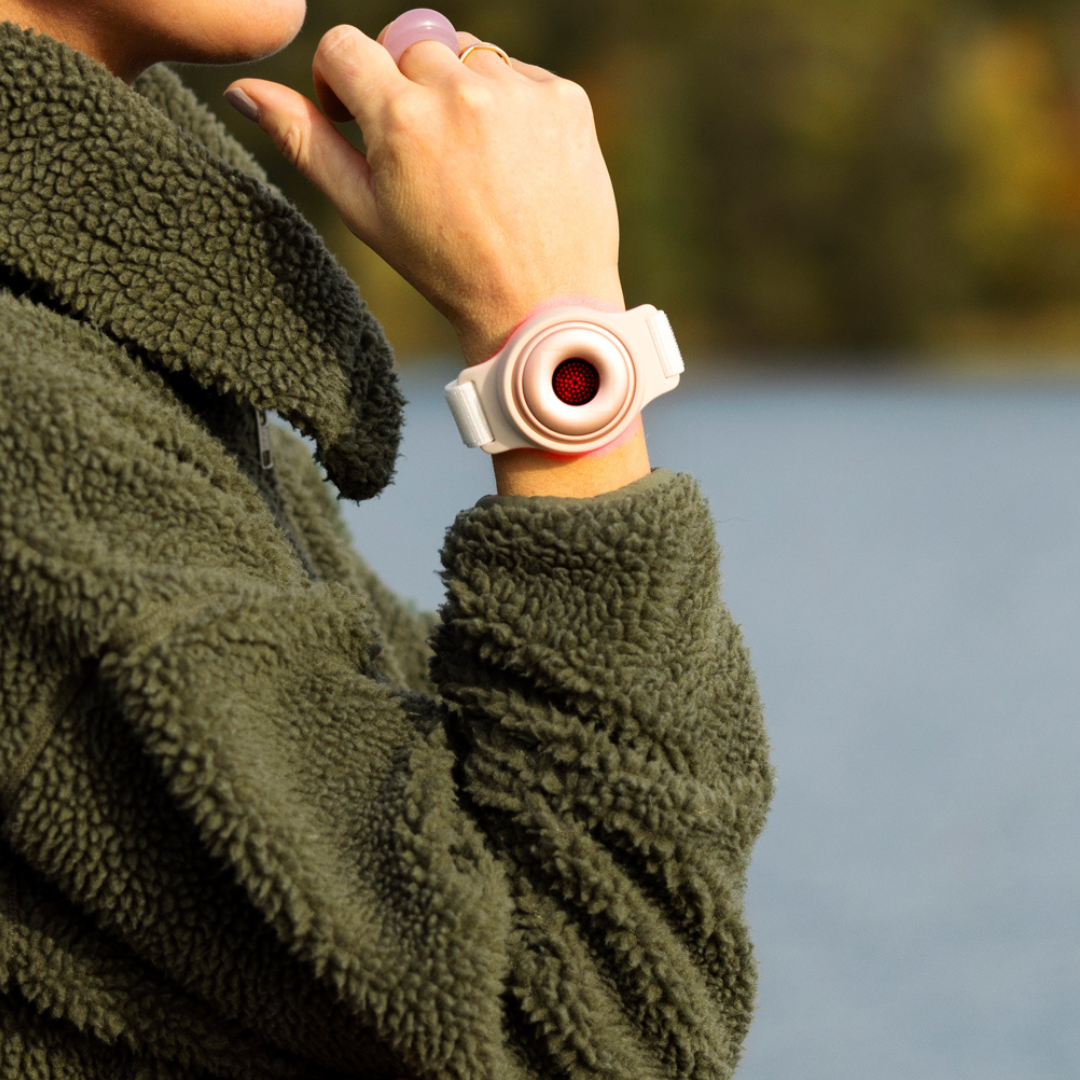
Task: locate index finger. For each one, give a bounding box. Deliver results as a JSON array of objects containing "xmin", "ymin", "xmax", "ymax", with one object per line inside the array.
[{"xmin": 312, "ymin": 24, "xmax": 407, "ymax": 129}]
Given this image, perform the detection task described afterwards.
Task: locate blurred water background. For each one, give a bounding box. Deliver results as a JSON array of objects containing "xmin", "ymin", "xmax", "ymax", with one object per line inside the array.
[
  {"xmin": 187, "ymin": 0, "xmax": 1080, "ymax": 1071},
  {"xmin": 335, "ymin": 365, "xmax": 1080, "ymax": 1079}
]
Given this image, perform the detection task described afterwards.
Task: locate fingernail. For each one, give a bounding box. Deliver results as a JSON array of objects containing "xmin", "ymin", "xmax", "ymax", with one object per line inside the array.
[{"xmin": 224, "ymin": 87, "xmax": 260, "ymax": 123}]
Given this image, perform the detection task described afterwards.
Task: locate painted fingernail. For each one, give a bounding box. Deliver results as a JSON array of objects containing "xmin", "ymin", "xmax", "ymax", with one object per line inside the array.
[{"xmin": 224, "ymin": 87, "xmax": 260, "ymax": 123}]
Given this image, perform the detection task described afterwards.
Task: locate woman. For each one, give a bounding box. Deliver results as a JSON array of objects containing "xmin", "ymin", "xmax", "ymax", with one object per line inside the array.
[{"xmin": 0, "ymin": 1, "xmax": 772, "ymax": 1077}]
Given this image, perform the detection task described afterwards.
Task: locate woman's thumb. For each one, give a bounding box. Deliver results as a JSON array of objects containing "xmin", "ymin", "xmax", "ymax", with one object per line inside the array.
[{"xmin": 224, "ymin": 79, "xmax": 377, "ymax": 241}]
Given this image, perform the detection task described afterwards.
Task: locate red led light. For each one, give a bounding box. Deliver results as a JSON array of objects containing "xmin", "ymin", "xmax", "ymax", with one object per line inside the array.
[{"xmin": 551, "ymin": 358, "xmax": 600, "ymax": 406}]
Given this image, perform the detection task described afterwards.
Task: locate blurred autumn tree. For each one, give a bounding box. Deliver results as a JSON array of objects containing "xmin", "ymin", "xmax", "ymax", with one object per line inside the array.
[{"xmin": 180, "ymin": 0, "xmax": 1080, "ymax": 361}]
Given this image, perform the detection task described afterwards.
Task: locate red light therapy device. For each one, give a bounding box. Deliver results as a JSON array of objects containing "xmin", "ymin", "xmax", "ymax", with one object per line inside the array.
[{"xmin": 444, "ymin": 305, "xmax": 683, "ymax": 454}]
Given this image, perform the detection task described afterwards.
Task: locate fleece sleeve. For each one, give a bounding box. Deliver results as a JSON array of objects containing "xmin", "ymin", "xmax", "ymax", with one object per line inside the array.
[
  {"xmin": 0, "ymin": 316, "xmax": 771, "ymax": 1080},
  {"xmin": 430, "ymin": 469, "xmax": 772, "ymax": 1079}
]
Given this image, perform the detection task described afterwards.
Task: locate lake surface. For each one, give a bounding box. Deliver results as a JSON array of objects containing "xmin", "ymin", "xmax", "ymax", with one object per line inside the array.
[{"xmin": 339, "ymin": 364, "xmax": 1080, "ymax": 1080}]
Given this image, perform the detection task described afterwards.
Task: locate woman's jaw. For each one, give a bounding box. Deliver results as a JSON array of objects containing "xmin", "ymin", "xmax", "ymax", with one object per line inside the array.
[{"xmin": 0, "ymin": 0, "xmax": 307, "ymax": 81}]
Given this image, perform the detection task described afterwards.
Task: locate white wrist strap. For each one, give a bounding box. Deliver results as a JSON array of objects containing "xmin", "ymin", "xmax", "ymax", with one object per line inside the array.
[
  {"xmin": 647, "ymin": 309, "xmax": 684, "ymax": 379},
  {"xmin": 444, "ymin": 380, "xmax": 495, "ymax": 449},
  {"xmin": 444, "ymin": 305, "xmax": 683, "ymax": 454}
]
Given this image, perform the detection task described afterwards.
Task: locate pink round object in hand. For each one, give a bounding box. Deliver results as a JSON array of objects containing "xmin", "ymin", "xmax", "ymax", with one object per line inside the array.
[{"xmin": 382, "ymin": 9, "xmax": 458, "ymax": 65}]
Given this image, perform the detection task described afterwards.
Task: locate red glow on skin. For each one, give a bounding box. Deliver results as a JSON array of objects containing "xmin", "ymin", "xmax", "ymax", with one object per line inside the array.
[
  {"xmin": 518, "ymin": 419, "xmax": 641, "ymax": 463},
  {"xmin": 490, "ymin": 295, "xmax": 626, "ymax": 361}
]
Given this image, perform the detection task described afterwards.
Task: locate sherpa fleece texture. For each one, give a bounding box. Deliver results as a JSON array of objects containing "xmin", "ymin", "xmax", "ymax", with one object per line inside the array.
[{"xmin": 0, "ymin": 23, "xmax": 773, "ymax": 1080}]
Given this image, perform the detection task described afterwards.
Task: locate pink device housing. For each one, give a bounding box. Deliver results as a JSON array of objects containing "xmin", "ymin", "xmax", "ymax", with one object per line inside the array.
[
  {"xmin": 382, "ymin": 9, "xmax": 458, "ymax": 64},
  {"xmin": 444, "ymin": 305, "xmax": 684, "ymax": 455}
]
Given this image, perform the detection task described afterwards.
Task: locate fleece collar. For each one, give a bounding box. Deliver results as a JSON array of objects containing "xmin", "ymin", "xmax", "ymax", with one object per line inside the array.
[{"xmin": 0, "ymin": 23, "xmax": 403, "ymax": 501}]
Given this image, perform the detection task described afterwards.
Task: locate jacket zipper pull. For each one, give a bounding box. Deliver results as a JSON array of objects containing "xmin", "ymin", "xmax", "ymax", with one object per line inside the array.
[{"xmin": 255, "ymin": 408, "xmax": 274, "ymax": 470}]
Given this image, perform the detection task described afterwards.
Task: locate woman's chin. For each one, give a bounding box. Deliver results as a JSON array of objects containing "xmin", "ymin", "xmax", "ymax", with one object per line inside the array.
[{"xmin": 154, "ymin": 1, "xmax": 307, "ymax": 69}]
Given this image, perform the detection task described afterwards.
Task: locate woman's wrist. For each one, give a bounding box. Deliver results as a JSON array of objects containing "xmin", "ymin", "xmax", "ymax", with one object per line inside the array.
[
  {"xmin": 491, "ymin": 416, "xmax": 651, "ymax": 498},
  {"xmin": 461, "ymin": 291, "xmax": 654, "ymax": 497},
  {"xmin": 456, "ymin": 283, "xmax": 626, "ymax": 368}
]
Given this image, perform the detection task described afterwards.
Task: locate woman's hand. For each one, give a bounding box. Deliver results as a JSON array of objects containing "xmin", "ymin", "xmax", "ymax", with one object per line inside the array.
[
  {"xmin": 226, "ymin": 24, "xmax": 625, "ymax": 366},
  {"xmin": 228, "ymin": 22, "xmax": 650, "ymax": 498}
]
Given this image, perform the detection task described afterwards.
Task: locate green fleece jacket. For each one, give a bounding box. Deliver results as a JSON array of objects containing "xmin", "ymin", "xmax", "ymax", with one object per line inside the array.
[{"xmin": 0, "ymin": 23, "xmax": 772, "ymax": 1080}]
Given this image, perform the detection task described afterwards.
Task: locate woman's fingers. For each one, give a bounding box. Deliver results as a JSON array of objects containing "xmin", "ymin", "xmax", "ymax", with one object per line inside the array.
[
  {"xmin": 310, "ymin": 25, "xmax": 403, "ymax": 128},
  {"xmin": 312, "ymin": 63, "xmax": 353, "ymax": 123},
  {"xmin": 454, "ymin": 32, "xmax": 515, "ymax": 77},
  {"xmin": 392, "ymin": 38, "xmax": 470, "ymax": 84},
  {"xmin": 314, "ymin": 22, "xmax": 454, "ymax": 123},
  {"xmin": 454, "ymin": 31, "xmax": 555, "ymax": 82},
  {"xmin": 225, "ymin": 77, "xmax": 379, "ymax": 244},
  {"xmin": 501, "ymin": 56, "xmax": 558, "ymax": 83},
  {"xmin": 315, "ymin": 22, "xmax": 540, "ymax": 116},
  {"xmin": 325, "ymin": 18, "xmax": 460, "ymax": 90}
]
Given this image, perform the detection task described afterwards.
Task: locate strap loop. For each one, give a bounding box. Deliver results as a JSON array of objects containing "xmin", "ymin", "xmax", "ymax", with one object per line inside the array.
[{"xmin": 444, "ymin": 379, "xmax": 495, "ymax": 448}]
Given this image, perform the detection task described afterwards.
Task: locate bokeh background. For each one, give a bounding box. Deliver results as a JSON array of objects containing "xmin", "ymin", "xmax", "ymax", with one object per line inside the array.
[
  {"xmin": 184, "ymin": 4, "xmax": 1080, "ymax": 1077},
  {"xmin": 187, "ymin": 0, "xmax": 1080, "ymax": 366}
]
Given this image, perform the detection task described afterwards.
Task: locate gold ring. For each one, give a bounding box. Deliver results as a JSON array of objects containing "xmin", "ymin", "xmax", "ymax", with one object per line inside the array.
[{"xmin": 459, "ymin": 43, "xmax": 513, "ymax": 68}]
